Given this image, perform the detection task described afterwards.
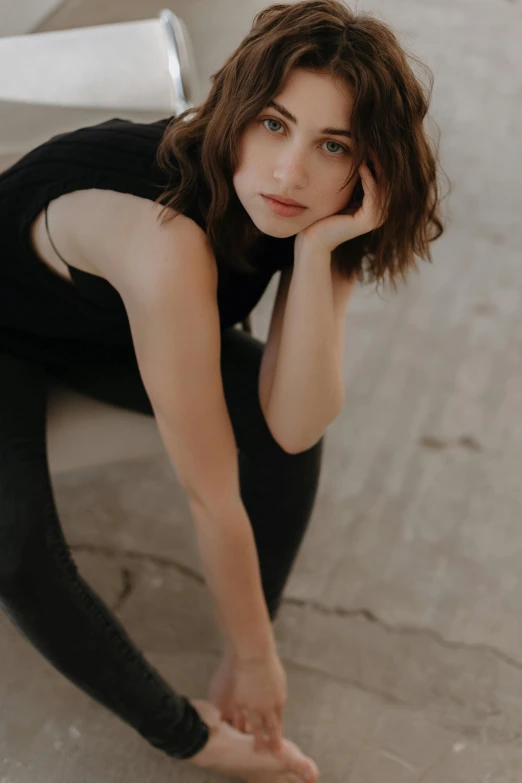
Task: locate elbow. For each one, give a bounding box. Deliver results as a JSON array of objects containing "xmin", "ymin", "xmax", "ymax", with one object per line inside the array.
[
  {"xmin": 278, "ymin": 436, "xmax": 320, "ymax": 455},
  {"xmin": 279, "ymin": 424, "xmax": 332, "ymax": 455},
  {"xmin": 259, "ymin": 397, "xmax": 300, "ymax": 454},
  {"xmin": 271, "ymin": 395, "xmax": 345, "ymax": 455},
  {"xmin": 260, "ymin": 385, "xmax": 345, "ymax": 455}
]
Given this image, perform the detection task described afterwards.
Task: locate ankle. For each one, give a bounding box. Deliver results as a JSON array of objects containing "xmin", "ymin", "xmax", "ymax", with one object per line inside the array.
[
  {"xmin": 185, "ymin": 699, "xmax": 225, "ymax": 768},
  {"xmin": 186, "ymin": 720, "xmax": 226, "ymax": 768}
]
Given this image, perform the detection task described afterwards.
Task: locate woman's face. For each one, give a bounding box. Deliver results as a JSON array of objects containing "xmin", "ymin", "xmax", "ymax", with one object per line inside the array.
[{"xmin": 232, "ymin": 68, "xmax": 358, "ymax": 238}]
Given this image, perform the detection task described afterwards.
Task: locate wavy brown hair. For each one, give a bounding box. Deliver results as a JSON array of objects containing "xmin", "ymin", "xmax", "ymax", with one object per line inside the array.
[{"xmin": 155, "ymin": 0, "xmax": 448, "ymax": 289}]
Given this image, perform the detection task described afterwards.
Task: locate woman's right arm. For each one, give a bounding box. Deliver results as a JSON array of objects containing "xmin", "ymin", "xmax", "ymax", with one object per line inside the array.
[{"xmin": 117, "ymin": 209, "xmax": 277, "ymax": 664}]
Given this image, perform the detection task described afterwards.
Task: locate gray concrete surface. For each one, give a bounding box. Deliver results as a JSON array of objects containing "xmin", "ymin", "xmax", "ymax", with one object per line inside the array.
[{"xmin": 1, "ymin": 0, "xmax": 522, "ymax": 781}]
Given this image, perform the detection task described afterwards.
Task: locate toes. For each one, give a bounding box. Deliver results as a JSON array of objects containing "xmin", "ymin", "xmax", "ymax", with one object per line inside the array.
[
  {"xmin": 284, "ymin": 774, "xmax": 304, "ymax": 783},
  {"xmin": 303, "ymin": 760, "xmax": 319, "ymax": 782},
  {"xmin": 292, "ymin": 758, "xmax": 318, "ymax": 782},
  {"xmin": 280, "ymin": 741, "xmax": 317, "ymax": 780}
]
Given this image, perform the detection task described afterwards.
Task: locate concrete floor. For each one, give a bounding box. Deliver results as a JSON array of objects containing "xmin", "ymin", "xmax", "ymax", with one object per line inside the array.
[{"xmin": 1, "ymin": 0, "xmax": 522, "ymax": 781}]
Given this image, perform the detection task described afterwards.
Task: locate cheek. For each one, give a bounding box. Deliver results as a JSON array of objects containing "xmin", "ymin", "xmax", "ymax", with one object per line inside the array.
[
  {"xmin": 319, "ymin": 186, "xmax": 354, "ymax": 213},
  {"xmin": 335, "ymin": 174, "xmax": 359, "ymax": 210},
  {"xmin": 233, "ymin": 132, "xmax": 254, "ymax": 175},
  {"xmin": 318, "ymin": 166, "xmax": 356, "ymax": 198},
  {"xmin": 234, "ymin": 144, "xmax": 263, "ymax": 187},
  {"xmin": 235, "ymin": 167, "xmax": 257, "ymax": 195}
]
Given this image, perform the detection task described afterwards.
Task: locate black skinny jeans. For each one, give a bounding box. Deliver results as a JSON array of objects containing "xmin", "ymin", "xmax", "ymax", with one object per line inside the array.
[{"xmin": 0, "ymin": 326, "xmax": 324, "ymax": 760}]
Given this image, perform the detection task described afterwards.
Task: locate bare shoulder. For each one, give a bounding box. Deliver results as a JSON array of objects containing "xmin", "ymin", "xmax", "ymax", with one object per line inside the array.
[
  {"xmin": 39, "ymin": 187, "xmax": 214, "ymax": 301},
  {"xmin": 115, "ymin": 194, "xmax": 217, "ymax": 306}
]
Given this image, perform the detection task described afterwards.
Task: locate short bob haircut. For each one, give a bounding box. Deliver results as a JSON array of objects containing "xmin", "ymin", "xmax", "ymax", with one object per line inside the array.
[{"xmin": 155, "ymin": 0, "xmax": 448, "ymax": 290}]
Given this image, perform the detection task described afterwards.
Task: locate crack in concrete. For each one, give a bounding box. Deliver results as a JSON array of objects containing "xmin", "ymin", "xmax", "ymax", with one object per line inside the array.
[
  {"xmin": 71, "ymin": 542, "xmax": 522, "ymax": 675},
  {"xmin": 70, "ymin": 541, "xmax": 522, "ymax": 746},
  {"xmin": 287, "ymin": 657, "xmax": 522, "ymax": 748},
  {"xmin": 419, "ymin": 434, "xmax": 483, "ymax": 452},
  {"xmin": 283, "ymin": 597, "xmax": 522, "ymax": 673},
  {"xmin": 71, "ymin": 542, "xmax": 205, "ymax": 585}
]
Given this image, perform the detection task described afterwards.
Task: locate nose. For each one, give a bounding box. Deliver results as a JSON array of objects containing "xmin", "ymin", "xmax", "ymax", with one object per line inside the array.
[{"xmin": 273, "ymin": 147, "xmax": 308, "ymax": 190}]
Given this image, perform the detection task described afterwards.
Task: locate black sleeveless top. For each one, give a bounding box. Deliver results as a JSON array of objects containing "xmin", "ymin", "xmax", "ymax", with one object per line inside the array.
[{"xmin": 0, "ymin": 117, "xmax": 294, "ymax": 365}]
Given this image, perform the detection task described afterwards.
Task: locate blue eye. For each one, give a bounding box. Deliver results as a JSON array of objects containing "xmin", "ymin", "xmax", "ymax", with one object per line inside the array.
[
  {"xmin": 263, "ymin": 118, "xmax": 284, "ymax": 133},
  {"xmin": 260, "ymin": 118, "xmax": 349, "ymax": 157}
]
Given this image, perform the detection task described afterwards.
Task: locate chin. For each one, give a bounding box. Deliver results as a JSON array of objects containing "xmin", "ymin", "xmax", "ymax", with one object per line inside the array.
[
  {"xmin": 259, "ymin": 223, "xmax": 298, "ymax": 239},
  {"xmin": 257, "ymin": 209, "xmax": 306, "ymax": 236}
]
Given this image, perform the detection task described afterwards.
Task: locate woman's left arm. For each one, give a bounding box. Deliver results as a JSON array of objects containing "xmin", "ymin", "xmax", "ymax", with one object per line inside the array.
[
  {"xmin": 263, "ymin": 242, "xmax": 356, "ymax": 454},
  {"xmin": 263, "ymin": 156, "xmax": 387, "ymax": 454}
]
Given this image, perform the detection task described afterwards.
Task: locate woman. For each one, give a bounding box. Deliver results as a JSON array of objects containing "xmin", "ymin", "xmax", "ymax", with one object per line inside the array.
[{"xmin": 0, "ymin": 0, "xmax": 445, "ymax": 780}]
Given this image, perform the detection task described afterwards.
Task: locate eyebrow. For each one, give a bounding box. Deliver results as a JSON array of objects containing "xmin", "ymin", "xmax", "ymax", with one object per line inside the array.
[{"xmin": 266, "ymin": 99, "xmax": 353, "ymax": 138}]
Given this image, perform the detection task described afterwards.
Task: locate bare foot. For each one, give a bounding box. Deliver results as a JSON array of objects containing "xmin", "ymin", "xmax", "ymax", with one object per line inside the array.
[{"xmin": 188, "ymin": 699, "xmax": 319, "ymax": 783}]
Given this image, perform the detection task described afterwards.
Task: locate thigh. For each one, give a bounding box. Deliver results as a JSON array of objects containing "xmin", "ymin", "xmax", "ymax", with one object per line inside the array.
[
  {"xmin": 45, "ymin": 327, "xmax": 278, "ymax": 454},
  {"xmin": 0, "ymin": 350, "xmax": 53, "ymax": 578},
  {"xmin": 45, "ymin": 329, "xmax": 325, "ymax": 620},
  {"xmin": 0, "ymin": 350, "xmax": 49, "ymax": 468},
  {"xmin": 45, "ymin": 350, "xmax": 154, "ymax": 416}
]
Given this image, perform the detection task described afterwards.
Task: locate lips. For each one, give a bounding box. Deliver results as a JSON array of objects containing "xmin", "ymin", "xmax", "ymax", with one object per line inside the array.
[
  {"xmin": 263, "ymin": 193, "xmax": 306, "ymax": 207},
  {"xmin": 262, "ymin": 195, "xmax": 306, "ymax": 217}
]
